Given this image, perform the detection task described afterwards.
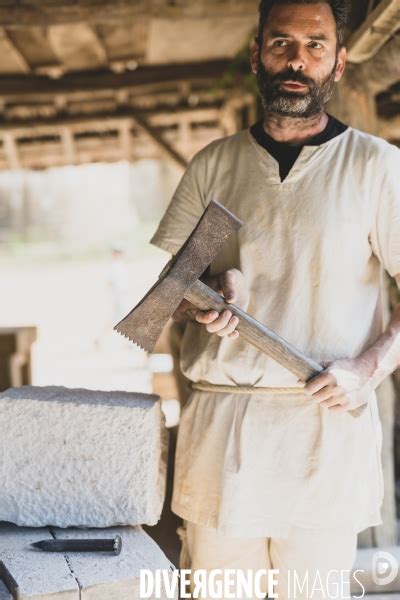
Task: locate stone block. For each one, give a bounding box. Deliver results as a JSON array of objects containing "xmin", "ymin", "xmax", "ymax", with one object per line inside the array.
[
  {"xmin": 0, "ymin": 386, "xmax": 167, "ymax": 527},
  {"xmin": 53, "ymin": 526, "xmax": 176, "ymax": 599},
  {"xmin": 0, "ymin": 522, "xmax": 79, "ymax": 599},
  {"xmin": 0, "ymin": 522, "xmax": 176, "ymax": 599}
]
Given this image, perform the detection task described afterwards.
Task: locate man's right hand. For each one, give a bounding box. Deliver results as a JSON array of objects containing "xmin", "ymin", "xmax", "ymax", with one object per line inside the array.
[{"xmin": 172, "ymin": 268, "xmax": 249, "ymax": 339}]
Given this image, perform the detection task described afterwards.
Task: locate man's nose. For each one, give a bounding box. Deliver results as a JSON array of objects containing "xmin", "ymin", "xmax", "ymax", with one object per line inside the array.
[{"xmin": 287, "ymin": 44, "xmax": 306, "ymax": 71}]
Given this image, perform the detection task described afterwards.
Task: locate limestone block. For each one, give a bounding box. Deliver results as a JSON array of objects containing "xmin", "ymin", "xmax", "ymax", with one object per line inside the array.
[
  {"xmin": 0, "ymin": 386, "xmax": 167, "ymax": 527},
  {"xmin": 0, "ymin": 583, "xmax": 12, "ymax": 600},
  {"xmin": 0, "ymin": 523, "xmax": 177, "ymax": 600},
  {"xmin": 351, "ymin": 546, "xmax": 400, "ymax": 595},
  {"xmin": 53, "ymin": 526, "xmax": 177, "ymax": 599},
  {"xmin": 0, "ymin": 522, "xmax": 79, "ymax": 599}
]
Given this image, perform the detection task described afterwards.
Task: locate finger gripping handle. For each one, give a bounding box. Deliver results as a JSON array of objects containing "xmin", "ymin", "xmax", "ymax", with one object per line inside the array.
[{"xmin": 185, "ymin": 280, "xmax": 365, "ymax": 419}]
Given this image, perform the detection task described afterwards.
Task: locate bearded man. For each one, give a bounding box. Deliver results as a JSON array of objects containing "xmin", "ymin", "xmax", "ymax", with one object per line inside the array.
[{"xmin": 151, "ymin": 1, "xmax": 400, "ymax": 598}]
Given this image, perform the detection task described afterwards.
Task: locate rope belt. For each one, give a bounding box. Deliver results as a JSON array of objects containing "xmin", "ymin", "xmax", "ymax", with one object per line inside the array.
[{"xmin": 190, "ymin": 382, "xmax": 307, "ymax": 395}]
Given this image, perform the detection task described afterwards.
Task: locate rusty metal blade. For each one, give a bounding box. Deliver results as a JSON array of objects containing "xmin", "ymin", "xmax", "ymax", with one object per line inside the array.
[{"xmin": 114, "ymin": 200, "xmax": 242, "ymax": 352}]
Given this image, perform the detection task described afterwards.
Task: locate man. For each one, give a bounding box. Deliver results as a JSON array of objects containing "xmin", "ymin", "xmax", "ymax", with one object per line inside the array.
[{"xmin": 151, "ymin": 1, "xmax": 400, "ymax": 598}]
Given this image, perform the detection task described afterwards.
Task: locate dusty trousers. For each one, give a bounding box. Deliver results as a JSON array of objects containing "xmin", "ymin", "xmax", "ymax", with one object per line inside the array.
[{"xmin": 179, "ymin": 521, "xmax": 359, "ymax": 600}]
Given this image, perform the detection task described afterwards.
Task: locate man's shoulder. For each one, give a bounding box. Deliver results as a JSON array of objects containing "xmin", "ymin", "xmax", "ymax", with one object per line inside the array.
[
  {"xmin": 190, "ymin": 129, "xmax": 252, "ymax": 164},
  {"xmin": 344, "ymin": 127, "xmax": 398, "ymax": 163}
]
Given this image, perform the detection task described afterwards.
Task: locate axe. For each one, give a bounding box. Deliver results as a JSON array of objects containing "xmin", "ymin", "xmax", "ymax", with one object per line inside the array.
[{"xmin": 115, "ymin": 200, "xmax": 365, "ymax": 418}]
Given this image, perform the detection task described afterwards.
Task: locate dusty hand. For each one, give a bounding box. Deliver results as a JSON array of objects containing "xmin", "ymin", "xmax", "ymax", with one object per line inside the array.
[
  {"xmin": 193, "ymin": 268, "xmax": 250, "ymax": 339},
  {"xmin": 304, "ymin": 357, "xmax": 375, "ymax": 413}
]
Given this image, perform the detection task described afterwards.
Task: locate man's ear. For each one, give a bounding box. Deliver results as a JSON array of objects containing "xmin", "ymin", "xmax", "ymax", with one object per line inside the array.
[
  {"xmin": 334, "ymin": 46, "xmax": 347, "ymax": 82},
  {"xmin": 250, "ymin": 38, "xmax": 260, "ymax": 75}
]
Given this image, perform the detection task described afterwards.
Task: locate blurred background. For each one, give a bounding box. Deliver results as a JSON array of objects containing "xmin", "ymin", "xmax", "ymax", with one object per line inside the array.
[{"xmin": 0, "ymin": 0, "xmax": 398, "ymax": 560}]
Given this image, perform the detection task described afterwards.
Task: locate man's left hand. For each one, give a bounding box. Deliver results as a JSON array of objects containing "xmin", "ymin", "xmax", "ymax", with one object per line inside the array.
[{"xmin": 304, "ymin": 357, "xmax": 374, "ymax": 413}]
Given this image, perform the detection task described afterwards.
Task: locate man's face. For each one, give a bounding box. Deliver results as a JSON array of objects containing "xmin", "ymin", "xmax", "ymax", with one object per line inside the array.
[{"xmin": 250, "ymin": 3, "xmax": 346, "ymax": 118}]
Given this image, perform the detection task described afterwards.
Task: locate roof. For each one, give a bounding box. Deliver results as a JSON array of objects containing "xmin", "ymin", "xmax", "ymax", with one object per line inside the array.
[{"xmin": 0, "ymin": 0, "xmax": 397, "ymax": 170}]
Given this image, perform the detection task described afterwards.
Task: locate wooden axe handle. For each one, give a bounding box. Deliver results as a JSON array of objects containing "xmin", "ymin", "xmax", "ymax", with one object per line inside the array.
[{"xmin": 185, "ymin": 279, "xmax": 366, "ymax": 419}]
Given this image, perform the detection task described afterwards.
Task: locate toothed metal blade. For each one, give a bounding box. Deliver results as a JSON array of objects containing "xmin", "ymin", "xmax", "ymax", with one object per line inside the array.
[{"xmin": 114, "ymin": 200, "xmax": 243, "ymax": 353}]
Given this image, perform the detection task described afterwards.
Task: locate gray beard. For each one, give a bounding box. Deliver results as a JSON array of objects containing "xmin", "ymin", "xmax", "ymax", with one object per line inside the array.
[{"xmin": 256, "ymin": 58, "xmax": 337, "ymax": 118}]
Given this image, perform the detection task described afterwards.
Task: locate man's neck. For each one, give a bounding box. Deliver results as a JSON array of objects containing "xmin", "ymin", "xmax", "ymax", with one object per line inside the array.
[{"xmin": 263, "ymin": 111, "xmax": 329, "ymax": 145}]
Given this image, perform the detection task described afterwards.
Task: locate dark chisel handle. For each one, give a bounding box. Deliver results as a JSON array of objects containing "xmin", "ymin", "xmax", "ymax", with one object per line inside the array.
[{"xmin": 185, "ymin": 279, "xmax": 365, "ymax": 418}]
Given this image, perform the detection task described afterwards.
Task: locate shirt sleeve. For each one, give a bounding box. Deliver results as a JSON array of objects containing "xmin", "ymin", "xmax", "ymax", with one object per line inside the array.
[
  {"xmin": 369, "ymin": 144, "xmax": 400, "ymax": 278},
  {"xmin": 150, "ymin": 147, "xmax": 209, "ymax": 255}
]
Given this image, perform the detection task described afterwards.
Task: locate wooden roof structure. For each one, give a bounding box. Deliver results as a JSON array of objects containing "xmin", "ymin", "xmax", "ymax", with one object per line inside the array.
[{"xmin": 0, "ymin": 0, "xmax": 397, "ymax": 170}]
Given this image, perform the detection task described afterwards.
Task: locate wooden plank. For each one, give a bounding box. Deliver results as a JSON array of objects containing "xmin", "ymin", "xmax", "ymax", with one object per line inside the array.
[
  {"xmin": 48, "ymin": 24, "xmax": 108, "ymax": 71},
  {"xmin": 0, "ymin": 59, "xmax": 230, "ymax": 97},
  {"xmin": 0, "ymin": 28, "xmax": 30, "ymax": 74},
  {"xmin": 3, "ymin": 28, "xmax": 61, "ymax": 74},
  {"xmin": 347, "ymin": 0, "xmax": 400, "ymax": 63},
  {"xmin": 0, "ymin": 1, "xmax": 258, "ymax": 27},
  {"xmin": 95, "ymin": 21, "xmax": 148, "ymax": 64},
  {"xmin": 0, "ymin": 523, "xmax": 79, "ymax": 599},
  {"xmin": 8, "ymin": 127, "xmax": 221, "ymax": 169},
  {"xmin": 0, "ymin": 106, "xmax": 220, "ymax": 136}
]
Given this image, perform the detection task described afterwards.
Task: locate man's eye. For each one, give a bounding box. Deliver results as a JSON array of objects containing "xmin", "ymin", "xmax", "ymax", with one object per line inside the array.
[
  {"xmin": 273, "ymin": 40, "xmax": 289, "ymax": 48},
  {"xmin": 309, "ymin": 42, "xmax": 323, "ymax": 49}
]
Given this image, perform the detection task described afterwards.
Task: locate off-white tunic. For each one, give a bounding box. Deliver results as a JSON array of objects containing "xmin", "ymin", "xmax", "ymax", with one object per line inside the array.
[{"xmin": 151, "ymin": 127, "xmax": 400, "ymax": 537}]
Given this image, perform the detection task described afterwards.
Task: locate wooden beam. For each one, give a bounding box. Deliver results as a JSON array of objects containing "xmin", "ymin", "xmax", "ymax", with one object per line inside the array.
[
  {"xmin": 0, "ymin": 108, "xmax": 195, "ymax": 169},
  {"xmin": 88, "ymin": 26, "xmax": 109, "ymax": 65},
  {"xmin": 131, "ymin": 112, "xmax": 188, "ymax": 170},
  {"xmin": 0, "ymin": 106, "xmax": 221, "ymax": 136},
  {"xmin": 0, "ymin": 126, "xmax": 222, "ymax": 169},
  {"xmin": 0, "ymin": 28, "xmax": 31, "ymax": 73},
  {"xmin": 0, "ymin": 1, "xmax": 258, "ymax": 27},
  {"xmin": 5, "ymin": 27, "xmax": 63, "ymax": 77},
  {"xmin": 347, "ymin": 0, "xmax": 400, "ymax": 63},
  {"xmin": 60, "ymin": 126, "xmax": 76, "ymax": 164},
  {"xmin": 0, "ymin": 59, "xmax": 230, "ymax": 97},
  {"xmin": 119, "ymin": 119, "xmax": 133, "ymax": 160}
]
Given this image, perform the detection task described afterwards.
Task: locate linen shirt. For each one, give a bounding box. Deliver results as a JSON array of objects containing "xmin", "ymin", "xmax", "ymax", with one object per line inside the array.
[{"xmin": 151, "ymin": 126, "xmax": 400, "ymax": 537}]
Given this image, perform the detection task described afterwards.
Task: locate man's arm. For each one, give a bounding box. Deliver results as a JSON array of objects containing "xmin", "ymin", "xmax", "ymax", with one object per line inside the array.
[{"xmin": 305, "ymin": 273, "xmax": 400, "ymax": 412}]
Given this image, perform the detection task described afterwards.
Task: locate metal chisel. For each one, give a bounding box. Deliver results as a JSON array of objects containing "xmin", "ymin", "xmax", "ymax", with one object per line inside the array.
[{"xmin": 30, "ymin": 535, "xmax": 122, "ymax": 555}]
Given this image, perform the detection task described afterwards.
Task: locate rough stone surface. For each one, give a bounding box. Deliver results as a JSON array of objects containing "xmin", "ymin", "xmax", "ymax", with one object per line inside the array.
[
  {"xmin": 0, "ymin": 522, "xmax": 79, "ymax": 599},
  {"xmin": 0, "ymin": 386, "xmax": 167, "ymax": 527},
  {"xmin": 0, "ymin": 522, "xmax": 176, "ymax": 599},
  {"xmin": 53, "ymin": 526, "xmax": 176, "ymax": 599},
  {"xmin": 0, "ymin": 583, "xmax": 12, "ymax": 600}
]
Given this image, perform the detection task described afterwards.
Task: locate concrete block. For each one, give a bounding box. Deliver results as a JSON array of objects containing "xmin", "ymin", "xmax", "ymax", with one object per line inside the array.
[
  {"xmin": 0, "ymin": 522, "xmax": 79, "ymax": 599},
  {"xmin": 351, "ymin": 546, "xmax": 400, "ymax": 595},
  {"xmin": 0, "ymin": 386, "xmax": 167, "ymax": 527}
]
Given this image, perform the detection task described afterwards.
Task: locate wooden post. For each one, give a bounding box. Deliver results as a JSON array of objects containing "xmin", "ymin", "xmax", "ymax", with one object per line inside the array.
[{"xmin": 0, "ymin": 327, "xmax": 37, "ymax": 391}]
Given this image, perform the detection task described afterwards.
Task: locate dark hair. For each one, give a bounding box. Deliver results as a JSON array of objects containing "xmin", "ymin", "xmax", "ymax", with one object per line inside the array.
[{"xmin": 257, "ymin": 0, "xmax": 349, "ymax": 47}]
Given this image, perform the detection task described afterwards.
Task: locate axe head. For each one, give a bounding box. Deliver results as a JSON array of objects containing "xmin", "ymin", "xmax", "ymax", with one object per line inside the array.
[{"xmin": 114, "ymin": 200, "xmax": 243, "ymax": 352}]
